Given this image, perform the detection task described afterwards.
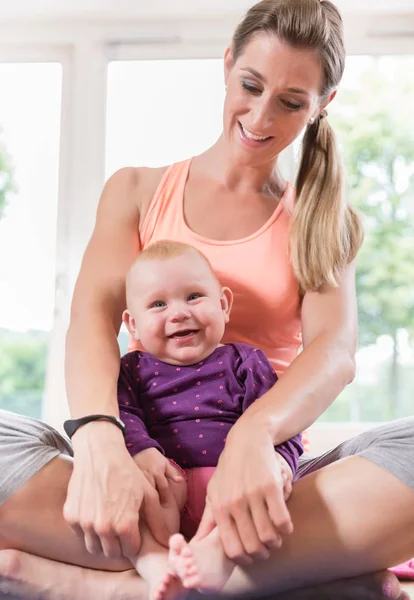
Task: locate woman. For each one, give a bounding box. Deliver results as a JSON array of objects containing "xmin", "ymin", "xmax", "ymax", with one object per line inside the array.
[{"xmin": 0, "ymin": 1, "xmax": 413, "ymax": 598}]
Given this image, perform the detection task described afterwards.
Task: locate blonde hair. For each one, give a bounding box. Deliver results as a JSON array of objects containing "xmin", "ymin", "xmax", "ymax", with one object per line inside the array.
[
  {"xmin": 232, "ymin": 0, "xmax": 363, "ymax": 291},
  {"xmin": 126, "ymin": 240, "xmax": 220, "ymax": 303},
  {"xmin": 134, "ymin": 240, "xmax": 213, "ymax": 267}
]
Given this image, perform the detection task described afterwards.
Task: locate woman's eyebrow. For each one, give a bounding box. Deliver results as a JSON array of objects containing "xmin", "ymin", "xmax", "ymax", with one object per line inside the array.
[{"xmin": 241, "ymin": 67, "xmax": 310, "ymax": 96}]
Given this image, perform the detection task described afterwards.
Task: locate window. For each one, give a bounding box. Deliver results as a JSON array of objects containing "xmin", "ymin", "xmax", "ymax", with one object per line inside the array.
[
  {"xmin": 319, "ymin": 55, "xmax": 414, "ymax": 423},
  {"xmin": 0, "ymin": 63, "xmax": 62, "ymax": 418},
  {"xmin": 106, "ymin": 58, "xmax": 225, "ymax": 174}
]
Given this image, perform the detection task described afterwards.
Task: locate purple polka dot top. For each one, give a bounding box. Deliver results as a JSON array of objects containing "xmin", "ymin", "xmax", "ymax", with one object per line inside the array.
[{"xmin": 117, "ymin": 343, "xmax": 303, "ymax": 473}]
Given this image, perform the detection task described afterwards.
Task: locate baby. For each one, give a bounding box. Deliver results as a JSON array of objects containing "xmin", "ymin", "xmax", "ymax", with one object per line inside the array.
[{"xmin": 118, "ymin": 240, "xmax": 303, "ymax": 599}]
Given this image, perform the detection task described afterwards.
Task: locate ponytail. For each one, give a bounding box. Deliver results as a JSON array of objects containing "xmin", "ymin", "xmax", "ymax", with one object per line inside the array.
[{"xmin": 290, "ymin": 114, "xmax": 363, "ymax": 292}]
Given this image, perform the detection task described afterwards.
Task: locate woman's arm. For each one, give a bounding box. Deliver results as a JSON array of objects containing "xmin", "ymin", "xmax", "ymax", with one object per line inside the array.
[
  {"xmin": 63, "ymin": 167, "xmax": 170, "ymax": 560},
  {"xmin": 197, "ymin": 263, "xmax": 358, "ymax": 560},
  {"xmin": 65, "ymin": 167, "xmax": 140, "ymax": 419},
  {"xmin": 236, "ymin": 261, "xmax": 358, "ymax": 445}
]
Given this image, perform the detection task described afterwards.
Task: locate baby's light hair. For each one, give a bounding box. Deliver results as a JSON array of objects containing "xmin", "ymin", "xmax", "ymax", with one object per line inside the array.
[
  {"xmin": 126, "ymin": 240, "xmax": 220, "ymax": 304},
  {"xmin": 138, "ymin": 240, "xmax": 210, "ymax": 264}
]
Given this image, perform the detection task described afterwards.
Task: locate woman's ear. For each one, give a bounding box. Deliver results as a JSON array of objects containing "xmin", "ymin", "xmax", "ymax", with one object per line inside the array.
[
  {"xmin": 122, "ymin": 309, "xmax": 139, "ymax": 340},
  {"xmin": 220, "ymin": 286, "xmax": 234, "ymax": 324},
  {"xmin": 320, "ymin": 89, "xmax": 337, "ymax": 113},
  {"xmin": 223, "ymin": 46, "xmax": 234, "ymax": 88},
  {"xmin": 310, "ymin": 90, "xmax": 337, "ymax": 122}
]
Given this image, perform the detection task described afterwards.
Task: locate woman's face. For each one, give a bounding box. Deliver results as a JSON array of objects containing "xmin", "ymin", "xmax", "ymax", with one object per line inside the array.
[{"xmin": 223, "ymin": 33, "xmax": 331, "ymax": 166}]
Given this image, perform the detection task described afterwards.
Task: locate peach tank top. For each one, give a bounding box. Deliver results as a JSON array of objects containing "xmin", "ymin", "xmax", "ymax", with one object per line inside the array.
[{"xmin": 130, "ymin": 158, "xmax": 302, "ymax": 377}]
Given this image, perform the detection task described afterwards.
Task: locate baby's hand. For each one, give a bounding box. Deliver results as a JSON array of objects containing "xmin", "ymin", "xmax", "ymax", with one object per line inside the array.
[
  {"xmin": 133, "ymin": 448, "xmax": 184, "ymax": 507},
  {"xmin": 275, "ymin": 453, "xmax": 293, "ymax": 502}
]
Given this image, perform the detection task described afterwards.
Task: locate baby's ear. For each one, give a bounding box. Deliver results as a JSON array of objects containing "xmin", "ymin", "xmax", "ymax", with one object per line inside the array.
[
  {"xmin": 220, "ymin": 287, "xmax": 233, "ymax": 323},
  {"xmin": 122, "ymin": 310, "xmax": 139, "ymax": 340}
]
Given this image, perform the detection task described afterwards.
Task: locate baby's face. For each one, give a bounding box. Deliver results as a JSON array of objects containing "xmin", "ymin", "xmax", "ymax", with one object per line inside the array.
[{"xmin": 125, "ymin": 252, "xmax": 231, "ymax": 366}]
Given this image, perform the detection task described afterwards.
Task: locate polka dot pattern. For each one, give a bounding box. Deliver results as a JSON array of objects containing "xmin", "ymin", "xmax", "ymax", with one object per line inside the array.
[{"xmin": 117, "ymin": 343, "xmax": 290, "ymax": 469}]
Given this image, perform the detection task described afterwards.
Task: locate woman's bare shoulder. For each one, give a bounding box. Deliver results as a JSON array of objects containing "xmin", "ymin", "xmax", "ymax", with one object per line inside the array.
[
  {"xmin": 136, "ymin": 165, "xmax": 169, "ymax": 220},
  {"xmin": 107, "ymin": 165, "xmax": 169, "ymax": 219}
]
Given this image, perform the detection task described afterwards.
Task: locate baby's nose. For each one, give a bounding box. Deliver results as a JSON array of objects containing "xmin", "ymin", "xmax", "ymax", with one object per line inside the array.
[{"xmin": 170, "ymin": 306, "xmax": 191, "ymax": 322}]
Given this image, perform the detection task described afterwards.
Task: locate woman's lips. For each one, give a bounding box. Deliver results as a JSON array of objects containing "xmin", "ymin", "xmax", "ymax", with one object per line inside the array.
[{"xmin": 238, "ymin": 121, "xmax": 273, "ymax": 148}]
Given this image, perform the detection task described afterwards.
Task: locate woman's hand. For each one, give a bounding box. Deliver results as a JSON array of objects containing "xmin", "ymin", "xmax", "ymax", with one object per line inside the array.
[
  {"xmin": 275, "ymin": 452, "xmax": 294, "ymax": 502},
  {"xmin": 63, "ymin": 421, "xmax": 170, "ymax": 560},
  {"xmin": 194, "ymin": 420, "xmax": 293, "ymax": 564},
  {"xmin": 133, "ymin": 448, "xmax": 184, "ymax": 507}
]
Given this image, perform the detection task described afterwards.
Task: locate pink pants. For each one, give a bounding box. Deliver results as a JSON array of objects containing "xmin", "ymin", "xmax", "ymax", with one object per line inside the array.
[{"xmin": 170, "ymin": 462, "xmax": 216, "ymax": 540}]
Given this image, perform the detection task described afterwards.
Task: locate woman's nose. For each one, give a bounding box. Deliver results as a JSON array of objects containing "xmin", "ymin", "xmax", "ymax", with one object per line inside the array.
[{"xmin": 250, "ymin": 98, "xmax": 273, "ymax": 133}]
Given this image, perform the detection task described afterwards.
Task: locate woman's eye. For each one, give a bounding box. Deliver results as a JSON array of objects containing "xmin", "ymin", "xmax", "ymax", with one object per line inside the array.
[
  {"xmin": 188, "ymin": 293, "xmax": 201, "ymax": 301},
  {"xmin": 241, "ymin": 81, "xmax": 261, "ymax": 94},
  {"xmin": 151, "ymin": 301, "xmax": 166, "ymax": 308},
  {"xmin": 282, "ymin": 100, "xmax": 302, "ymax": 111}
]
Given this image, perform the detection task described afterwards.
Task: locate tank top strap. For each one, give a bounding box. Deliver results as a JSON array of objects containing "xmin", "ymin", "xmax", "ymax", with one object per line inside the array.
[
  {"xmin": 140, "ymin": 158, "xmax": 192, "ymax": 248},
  {"xmin": 280, "ymin": 181, "xmax": 296, "ymax": 216}
]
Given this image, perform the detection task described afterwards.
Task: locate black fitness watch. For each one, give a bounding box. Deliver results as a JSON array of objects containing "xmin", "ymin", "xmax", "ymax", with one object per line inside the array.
[{"xmin": 63, "ymin": 414, "xmax": 126, "ymax": 440}]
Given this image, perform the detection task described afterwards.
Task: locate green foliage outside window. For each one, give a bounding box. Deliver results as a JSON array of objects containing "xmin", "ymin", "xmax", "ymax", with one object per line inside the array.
[{"xmin": 320, "ymin": 56, "xmax": 414, "ymax": 421}]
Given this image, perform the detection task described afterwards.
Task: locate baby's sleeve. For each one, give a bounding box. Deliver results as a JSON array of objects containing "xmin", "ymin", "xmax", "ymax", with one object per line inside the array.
[
  {"xmin": 118, "ymin": 353, "xmax": 164, "ymax": 457},
  {"xmin": 237, "ymin": 347, "xmax": 304, "ymax": 475}
]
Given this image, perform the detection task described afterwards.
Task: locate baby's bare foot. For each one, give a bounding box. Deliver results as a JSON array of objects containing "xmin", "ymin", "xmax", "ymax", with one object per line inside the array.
[
  {"xmin": 152, "ymin": 568, "xmax": 186, "ymax": 600},
  {"xmin": 168, "ymin": 531, "xmax": 234, "ymax": 593}
]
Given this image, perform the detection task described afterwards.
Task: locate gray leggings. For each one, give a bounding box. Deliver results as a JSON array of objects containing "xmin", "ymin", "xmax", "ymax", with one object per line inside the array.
[{"xmin": 0, "ymin": 409, "xmax": 414, "ymax": 508}]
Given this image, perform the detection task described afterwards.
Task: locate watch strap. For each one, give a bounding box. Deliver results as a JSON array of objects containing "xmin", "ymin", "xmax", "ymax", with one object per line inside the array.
[{"xmin": 63, "ymin": 414, "xmax": 126, "ymax": 439}]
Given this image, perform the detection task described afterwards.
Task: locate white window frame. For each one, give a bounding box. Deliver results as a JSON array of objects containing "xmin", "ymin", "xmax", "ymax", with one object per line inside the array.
[{"xmin": 0, "ymin": 10, "xmax": 413, "ymax": 436}]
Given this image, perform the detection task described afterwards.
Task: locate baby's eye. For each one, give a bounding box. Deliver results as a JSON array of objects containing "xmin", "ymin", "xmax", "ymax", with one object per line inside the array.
[
  {"xmin": 187, "ymin": 293, "xmax": 201, "ymax": 301},
  {"xmin": 151, "ymin": 300, "xmax": 166, "ymax": 308}
]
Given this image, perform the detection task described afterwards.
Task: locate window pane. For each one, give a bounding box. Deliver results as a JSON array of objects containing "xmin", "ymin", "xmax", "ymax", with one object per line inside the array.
[
  {"xmin": 0, "ymin": 63, "xmax": 62, "ymax": 418},
  {"xmin": 319, "ymin": 55, "xmax": 414, "ymax": 423},
  {"xmin": 106, "ymin": 59, "xmax": 225, "ymax": 174}
]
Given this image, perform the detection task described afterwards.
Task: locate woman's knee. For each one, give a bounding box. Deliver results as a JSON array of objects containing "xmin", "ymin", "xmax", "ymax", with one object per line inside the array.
[
  {"xmin": 0, "ymin": 411, "xmax": 73, "ymax": 511},
  {"xmin": 353, "ymin": 417, "xmax": 414, "ymax": 491}
]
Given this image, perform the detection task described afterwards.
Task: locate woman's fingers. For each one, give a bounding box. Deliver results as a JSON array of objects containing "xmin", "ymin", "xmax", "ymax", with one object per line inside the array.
[
  {"xmin": 231, "ymin": 502, "xmax": 271, "ymax": 560},
  {"xmin": 212, "ymin": 482, "xmax": 292, "ymax": 561},
  {"xmin": 250, "ymin": 495, "xmax": 283, "ymax": 550},
  {"xmin": 193, "ymin": 502, "xmax": 216, "ymax": 541},
  {"xmin": 265, "ymin": 483, "xmax": 293, "ymax": 536},
  {"xmin": 96, "ymin": 530, "xmax": 123, "ymax": 559},
  {"xmin": 116, "ymin": 515, "xmax": 142, "ymax": 559},
  {"xmin": 284, "ymin": 479, "xmax": 293, "ymax": 502},
  {"xmin": 214, "ymin": 506, "xmax": 254, "ymax": 565},
  {"xmin": 84, "ymin": 529, "xmax": 104, "ymax": 555}
]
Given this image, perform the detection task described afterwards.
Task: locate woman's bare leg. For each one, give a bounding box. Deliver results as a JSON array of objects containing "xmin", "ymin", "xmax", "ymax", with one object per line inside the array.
[
  {"xmin": 0, "ymin": 454, "xmax": 131, "ymax": 570},
  {"xmin": 0, "ymin": 453, "xmax": 146, "ymax": 599},
  {"xmin": 223, "ymin": 457, "xmax": 414, "ymax": 596},
  {"xmin": 0, "ymin": 454, "xmax": 155, "ymax": 599},
  {"xmin": 0, "ymin": 549, "xmax": 147, "ymax": 600},
  {"xmin": 0, "ymin": 452, "xmax": 187, "ymax": 600}
]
